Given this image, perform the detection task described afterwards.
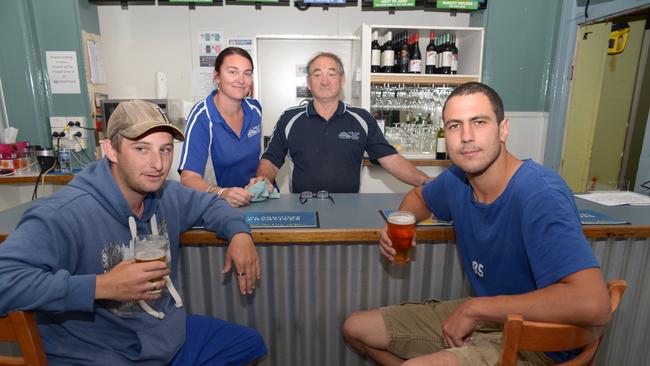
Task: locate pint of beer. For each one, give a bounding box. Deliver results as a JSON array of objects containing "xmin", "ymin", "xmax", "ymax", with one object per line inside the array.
[
  {"xmin": 134, "ymin": 234, "xmax": 169, "ymax": 290},
  {"xmin": 387, "ymin": 211, "xmax": 416, "ymax": 264}
]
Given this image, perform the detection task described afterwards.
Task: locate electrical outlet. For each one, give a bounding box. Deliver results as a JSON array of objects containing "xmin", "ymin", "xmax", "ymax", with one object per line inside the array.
[
  {"xmin": 68, "ymin": 116, "xmax": 87, "ymax": 152},
  {"xmin": 49, "ymin": 116, "xmax": 88, "ymax": 151}
]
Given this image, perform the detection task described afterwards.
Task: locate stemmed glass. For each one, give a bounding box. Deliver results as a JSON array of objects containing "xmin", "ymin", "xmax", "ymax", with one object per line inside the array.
[{"xmin": 371, "ymin": 84, "xmax": 455, "ymax": 154}]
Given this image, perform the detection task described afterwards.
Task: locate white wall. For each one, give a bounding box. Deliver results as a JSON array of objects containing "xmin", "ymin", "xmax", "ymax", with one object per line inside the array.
[
  {"xmin": 97, "ymin": 5, "xmax": 474, "ymax": 193},
  {"xmin": 97, "ymin": 5, "xmax": 470, "ymax": 103},
  {"xmin": 506, "ymin": 111, "xmax": 548, "ymax": 164}
]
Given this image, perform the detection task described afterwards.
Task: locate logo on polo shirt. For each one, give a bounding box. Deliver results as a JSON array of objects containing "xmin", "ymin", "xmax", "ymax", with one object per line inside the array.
[
  {"xmin": 338, "ymin": 131, "xmax": 360, "ymax": 141},
  {"xmin": 247, "ymin": 125, "xmax": 261, "ymax": 138}
]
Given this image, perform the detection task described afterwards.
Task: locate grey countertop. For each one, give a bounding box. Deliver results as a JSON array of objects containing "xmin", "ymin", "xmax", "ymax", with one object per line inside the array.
[{"xmin": 2, "ymin": 193, "xmax": 650, "ymax": 240}]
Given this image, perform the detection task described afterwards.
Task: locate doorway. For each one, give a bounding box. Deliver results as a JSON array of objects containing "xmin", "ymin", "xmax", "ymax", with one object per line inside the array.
[{"xmin": 561, "ymin": 15, "xmax": 648, "ymax": 192}]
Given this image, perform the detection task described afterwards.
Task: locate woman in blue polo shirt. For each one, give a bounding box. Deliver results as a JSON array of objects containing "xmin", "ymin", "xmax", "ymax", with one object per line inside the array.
[{"xmin": 178, "ymin": 47, "xmax": 263, "ymax": 207}]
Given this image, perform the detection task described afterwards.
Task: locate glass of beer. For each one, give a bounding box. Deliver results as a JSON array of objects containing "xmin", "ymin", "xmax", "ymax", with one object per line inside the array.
[
  {"xmin": 387, "ymin": 211, "xmax": 416, "ymax": 264},
  {"xmin": 134, "ymin": 234, "xmax": 169, "ymax": 292}
]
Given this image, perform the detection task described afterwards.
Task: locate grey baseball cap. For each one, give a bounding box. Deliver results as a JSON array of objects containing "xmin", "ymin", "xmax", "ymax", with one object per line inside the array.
[{"xmin": 107, "ymin": 100, "xmax": 184, "ymax": 142}]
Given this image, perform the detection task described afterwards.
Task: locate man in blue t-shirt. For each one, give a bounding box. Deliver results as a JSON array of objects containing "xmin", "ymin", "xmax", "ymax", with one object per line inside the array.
[
  {"xmin": 256, "ymin": 52, "xmax": 429, "ymax": 193},
  {"xmin": 343, "ymin": 82, "xmax": 611, "ymax": 366}
]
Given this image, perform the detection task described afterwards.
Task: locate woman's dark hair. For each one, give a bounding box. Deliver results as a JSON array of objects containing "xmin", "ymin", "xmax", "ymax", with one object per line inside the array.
[{"xmin": 214, "ymin": 47, "xmax": 254, "ymax": 73}]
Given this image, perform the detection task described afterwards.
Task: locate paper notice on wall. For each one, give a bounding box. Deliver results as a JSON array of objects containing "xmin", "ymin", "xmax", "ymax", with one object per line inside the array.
[
  {"xmin": 86, "ymin": 40, "xmax": 107, "ymax": 84},
  {"xmin": 198, "ymin": 31, "xmax": 223, "ymax": 68},
  {"xmin": 46, "ymin": 51, "xmax": 81, "ymax": 94},
  {"xmin": 192, "ymin": 70, "xmax": 214, "ymax": 97},
  {"xmin": 295, "ymin": 64, "xmax": 311, "ymax": 98},
  {"xmin": 228, "ymin": 38, "xmax": 255, "ymax": 63}
]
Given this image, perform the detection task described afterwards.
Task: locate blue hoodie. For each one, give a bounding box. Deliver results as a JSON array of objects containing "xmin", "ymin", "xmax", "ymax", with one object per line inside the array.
[{"xmin": 0, "ymin": 158, "xmax": 251, "ymax": 365}]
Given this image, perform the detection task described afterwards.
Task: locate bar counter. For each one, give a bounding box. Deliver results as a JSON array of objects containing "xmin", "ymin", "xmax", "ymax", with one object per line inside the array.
[
  {"xmin": 181, "ymin": 193, "xmax": 650, "ymax": 244},
  {"xmin": 1, "ymin": 193, "xmax": 649, "ymax": 365}
]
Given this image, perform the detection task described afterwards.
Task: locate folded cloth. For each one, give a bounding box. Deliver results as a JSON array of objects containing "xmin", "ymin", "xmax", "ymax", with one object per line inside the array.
[{"xmin": 247, "ymin": 180, "xmax": 280, "ymax": 203}]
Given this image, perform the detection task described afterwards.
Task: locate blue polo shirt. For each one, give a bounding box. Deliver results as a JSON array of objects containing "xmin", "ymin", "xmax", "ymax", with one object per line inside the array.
[
  {"xmin": 262, "ymin": 101, "xmax": 396, "ymax": 193},
  {"xmin": 178, "ymin": 90, "xmax": 262, "ymax": 188}
]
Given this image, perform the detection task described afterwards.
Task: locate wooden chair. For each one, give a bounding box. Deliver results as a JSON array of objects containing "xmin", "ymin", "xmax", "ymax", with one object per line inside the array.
[
  {"xmin": 0, "ymin": 311, "xmax": 47, "ymax": 366},
  {"xmin": 499, "ymin": 279, "xmax": 627, "ymax": 366}
]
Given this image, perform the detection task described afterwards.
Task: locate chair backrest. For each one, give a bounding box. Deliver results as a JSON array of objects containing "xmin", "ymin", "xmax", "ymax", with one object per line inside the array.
[
  {"xmin": 0, "ymin": 311, "xmax": 48, "ymax": 366},
  {"xmin": 499, "ymin": 279, "xmax": 628, "ymax": 366}
]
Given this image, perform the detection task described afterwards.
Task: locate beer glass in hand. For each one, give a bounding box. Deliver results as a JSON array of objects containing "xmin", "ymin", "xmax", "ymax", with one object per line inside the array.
[
  {"xmin": 134, "ymin": 234, "xmax": 169, "ymax": 291},
  {"xmin": 387, "ymin": 211, "xmax": 416, "ymax": 264}
]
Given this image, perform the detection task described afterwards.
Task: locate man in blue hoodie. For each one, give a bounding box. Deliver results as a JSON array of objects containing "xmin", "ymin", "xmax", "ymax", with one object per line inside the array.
[{"xmin": 0, "ymin": 100, "xmax": 268, "ymax": 365}]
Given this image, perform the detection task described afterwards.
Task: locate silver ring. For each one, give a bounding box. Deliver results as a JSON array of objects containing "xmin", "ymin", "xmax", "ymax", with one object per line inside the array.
[{"xmin": 237, "ymin": 272, "xmax": 246, "ymax": 276}]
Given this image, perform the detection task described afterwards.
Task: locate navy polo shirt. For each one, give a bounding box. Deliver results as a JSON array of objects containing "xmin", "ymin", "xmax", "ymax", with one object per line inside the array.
[
  {"xmin": 178, "ymin": 89, "xmax": 262, "ymax": 188},
  {"xmin": 262, "ymin": 101, "xmax": 397, "ymax": 193}
]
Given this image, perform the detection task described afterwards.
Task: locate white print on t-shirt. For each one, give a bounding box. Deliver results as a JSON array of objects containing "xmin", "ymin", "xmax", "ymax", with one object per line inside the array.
[
  {"xmin": 248, "ymin": 125, "xmax": 261, "ymax": 138},
  {"xmin": 472, "ymin": 260, "xmax": 484, "ymax": 278},
  {"xmin": 338, "ymin": 131, "xmax": 360, "ymax": 141}
]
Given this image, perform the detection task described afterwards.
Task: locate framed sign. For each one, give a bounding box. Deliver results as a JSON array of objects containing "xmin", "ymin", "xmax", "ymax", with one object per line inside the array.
[{"xmin": 245, "ymin": 211, "xmax": 320, "ymax": 228}]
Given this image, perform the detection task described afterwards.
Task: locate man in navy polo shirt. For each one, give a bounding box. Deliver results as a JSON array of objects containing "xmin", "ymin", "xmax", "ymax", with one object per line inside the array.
[{"xmin": 256, "ymin": 52, "xmax": 429, "ymax": 193}]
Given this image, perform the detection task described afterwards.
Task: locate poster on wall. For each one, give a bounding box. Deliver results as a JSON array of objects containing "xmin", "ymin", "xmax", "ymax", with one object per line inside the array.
[
  {"xmin": 192, "ymin": 70, "xmax": 215, "ymax": 97},
  {"xmin": 198, "ymin": 31, "xmax": 223, "ymax": 68},
  {"xmin": 295, "ymin": 64, "xmax": 311, "ymax": 98},
  {"xmin": 46, "ymin": 51, "xmax": 81, "ymax": 94},
  {"xmin": 86, "ymin": 40, "xmax": 106, "ymax": 84},
  {"xmin": 228, "ymin": 38, "xmax": 255, "ymax": 61}
]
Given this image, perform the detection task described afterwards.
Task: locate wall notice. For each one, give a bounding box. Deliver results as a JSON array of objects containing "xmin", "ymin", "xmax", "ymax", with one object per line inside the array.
[
  {"xmin": 198, "ymin": 31, "xmax": 223, "ymax": 68},
  {"xmin": 46, "ymin": 51, "xmax": 81, "ymax": 94}
]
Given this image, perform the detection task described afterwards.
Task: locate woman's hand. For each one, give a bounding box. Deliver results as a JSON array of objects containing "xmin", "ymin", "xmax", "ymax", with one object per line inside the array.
[
  {"xmin": 246, "ymin": 176, "xmax": 274, "ymax": 193},
  {"xmin": 220, "ymin": 187, "xmax": 254, "ymax": 207}
]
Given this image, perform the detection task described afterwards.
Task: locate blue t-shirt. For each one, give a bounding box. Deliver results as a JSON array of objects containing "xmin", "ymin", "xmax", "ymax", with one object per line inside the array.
[
  {"xmin": 422, "ymin": 160, "xmax": 598, "ymax": 296},
  {"xmin": 178, "ymin": 90, "xmax": 262, "ymax": 188},
  {"xmin": 423, "ymin": 160, "xmax": 598, "ymax": 363}
]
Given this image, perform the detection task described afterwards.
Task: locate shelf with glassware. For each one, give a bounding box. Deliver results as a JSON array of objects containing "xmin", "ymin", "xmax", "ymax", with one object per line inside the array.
[{"xmin": 356, "ymin": 24, "xmax": 483, "ymax": 159}]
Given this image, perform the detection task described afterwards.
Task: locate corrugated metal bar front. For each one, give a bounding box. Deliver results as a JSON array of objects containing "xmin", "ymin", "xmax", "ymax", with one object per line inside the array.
[
  {"xmin": 179, "ymin": 242, "xmax": 469, "ymax": 366},
  {"xmin": 593, "ymin": 237, "xmax": 650, "ymax": 366},
  {"xmin": 179, "ymin": 238, "xmax": 650, "ymax": 366}
]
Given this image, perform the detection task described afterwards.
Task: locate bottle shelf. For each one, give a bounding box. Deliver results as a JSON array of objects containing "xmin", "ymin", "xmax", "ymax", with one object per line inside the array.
[
  {"xmin": 370, "ymin": 73, "xmax": 480, "ymax": 85},
  {"xmin": 357, "ymin": 24, "xmax": 484, "ymax": 111}
]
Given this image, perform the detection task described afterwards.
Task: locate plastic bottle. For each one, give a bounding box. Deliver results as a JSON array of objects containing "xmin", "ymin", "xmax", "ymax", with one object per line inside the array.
[{"xmin": 58, "ymin": 148, "xmax": 71, "ymax": 173}]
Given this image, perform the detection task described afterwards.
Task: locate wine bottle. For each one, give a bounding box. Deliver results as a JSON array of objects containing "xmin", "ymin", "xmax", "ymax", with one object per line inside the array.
[
  {"xmin": 400, "ymin": 33, "xmax": 410, "ymax": 74},
  {"xmin": 436, "ymin": 124, "xmax": 447, "ymax": 160},
  {"xmin": 392, "ymin": 32, "xmax": 399, "ymax": 73},
  {"xmin": 409, "ymin": 32, "xmax": 422, "ymax": 74},
  {"xmin": 371, "ymin": 31, "xmax": 381, "ymax": 73},
  {"xmin": 425, "ymin": 31, "xmax": 436, "ymax": 74},
  {"xmin": 381, "ymin": 31, "xmax": 395, "ymax": 74},
  {"xmin": 379, "ymin": 33, "xmax": 386, "ymax": 73},
  {"xmin": 442, "ymin": 34, "xmax": 453, "ymax": 75},
  {"xmin": 451, "ymin": 34, "xmax": 459, "ymax": 75},
  {"xmin": 436, "ymin": 36, "xmax": 443, "ymax": 74}
]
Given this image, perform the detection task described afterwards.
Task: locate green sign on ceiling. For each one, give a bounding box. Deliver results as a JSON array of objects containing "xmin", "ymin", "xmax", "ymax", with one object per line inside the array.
[
  {"xmin": 436, "ymin": 0, "xmax": 479, "ymax": 10},
  {"xmin": 168, "ymin": 0, "xmax": 213, "ymax": 3},
  {"xmin": 373, "ymin": 0, "xmax": 416, "ymax": 8}
]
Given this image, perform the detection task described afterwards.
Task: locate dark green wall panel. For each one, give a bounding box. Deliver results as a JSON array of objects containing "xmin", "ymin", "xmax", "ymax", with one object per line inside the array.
[
  {"xmin": 472, "ymin": 0, "xmax": 562, "ymax": 112},
  {"xmin": 0, "ymin": 0, "xmax": 98, "ymax": 150},
  {"xmin": 0, "ymin": 0, "xmax": 50, "ymax": 146}
]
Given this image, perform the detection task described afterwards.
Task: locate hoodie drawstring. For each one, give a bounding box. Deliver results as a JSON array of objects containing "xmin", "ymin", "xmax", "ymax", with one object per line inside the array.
[{"xmin": 129, "ymin": 214, "xmax": 182, "ymax": 319}]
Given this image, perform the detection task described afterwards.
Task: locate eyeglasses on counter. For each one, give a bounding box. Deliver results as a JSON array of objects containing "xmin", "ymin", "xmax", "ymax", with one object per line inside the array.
[{"xmin": 299, "ymin": 190, "xmax": 335, "ymax": 204}]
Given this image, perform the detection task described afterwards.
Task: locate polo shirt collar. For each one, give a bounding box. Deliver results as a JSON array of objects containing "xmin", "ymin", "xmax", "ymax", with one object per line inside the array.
[
  {"xmin": 306, "ymin": 100, "xmax": 346, "ymax": 119},
  {"xmin": 205, "ymin": 89, "xmax": 253, "ymax": 137}
]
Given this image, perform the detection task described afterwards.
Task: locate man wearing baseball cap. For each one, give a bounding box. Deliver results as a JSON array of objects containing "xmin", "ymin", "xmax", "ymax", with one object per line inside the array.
[{"xmin": 0, "ymin": 100, "xmax": 268, "ymax": 365}]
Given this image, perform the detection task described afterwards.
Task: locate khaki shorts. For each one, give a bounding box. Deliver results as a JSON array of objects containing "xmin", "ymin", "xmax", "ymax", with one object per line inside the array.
[{"xmin": 380, "ymin": 298, "xmax": 555, "ymax": 366}]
